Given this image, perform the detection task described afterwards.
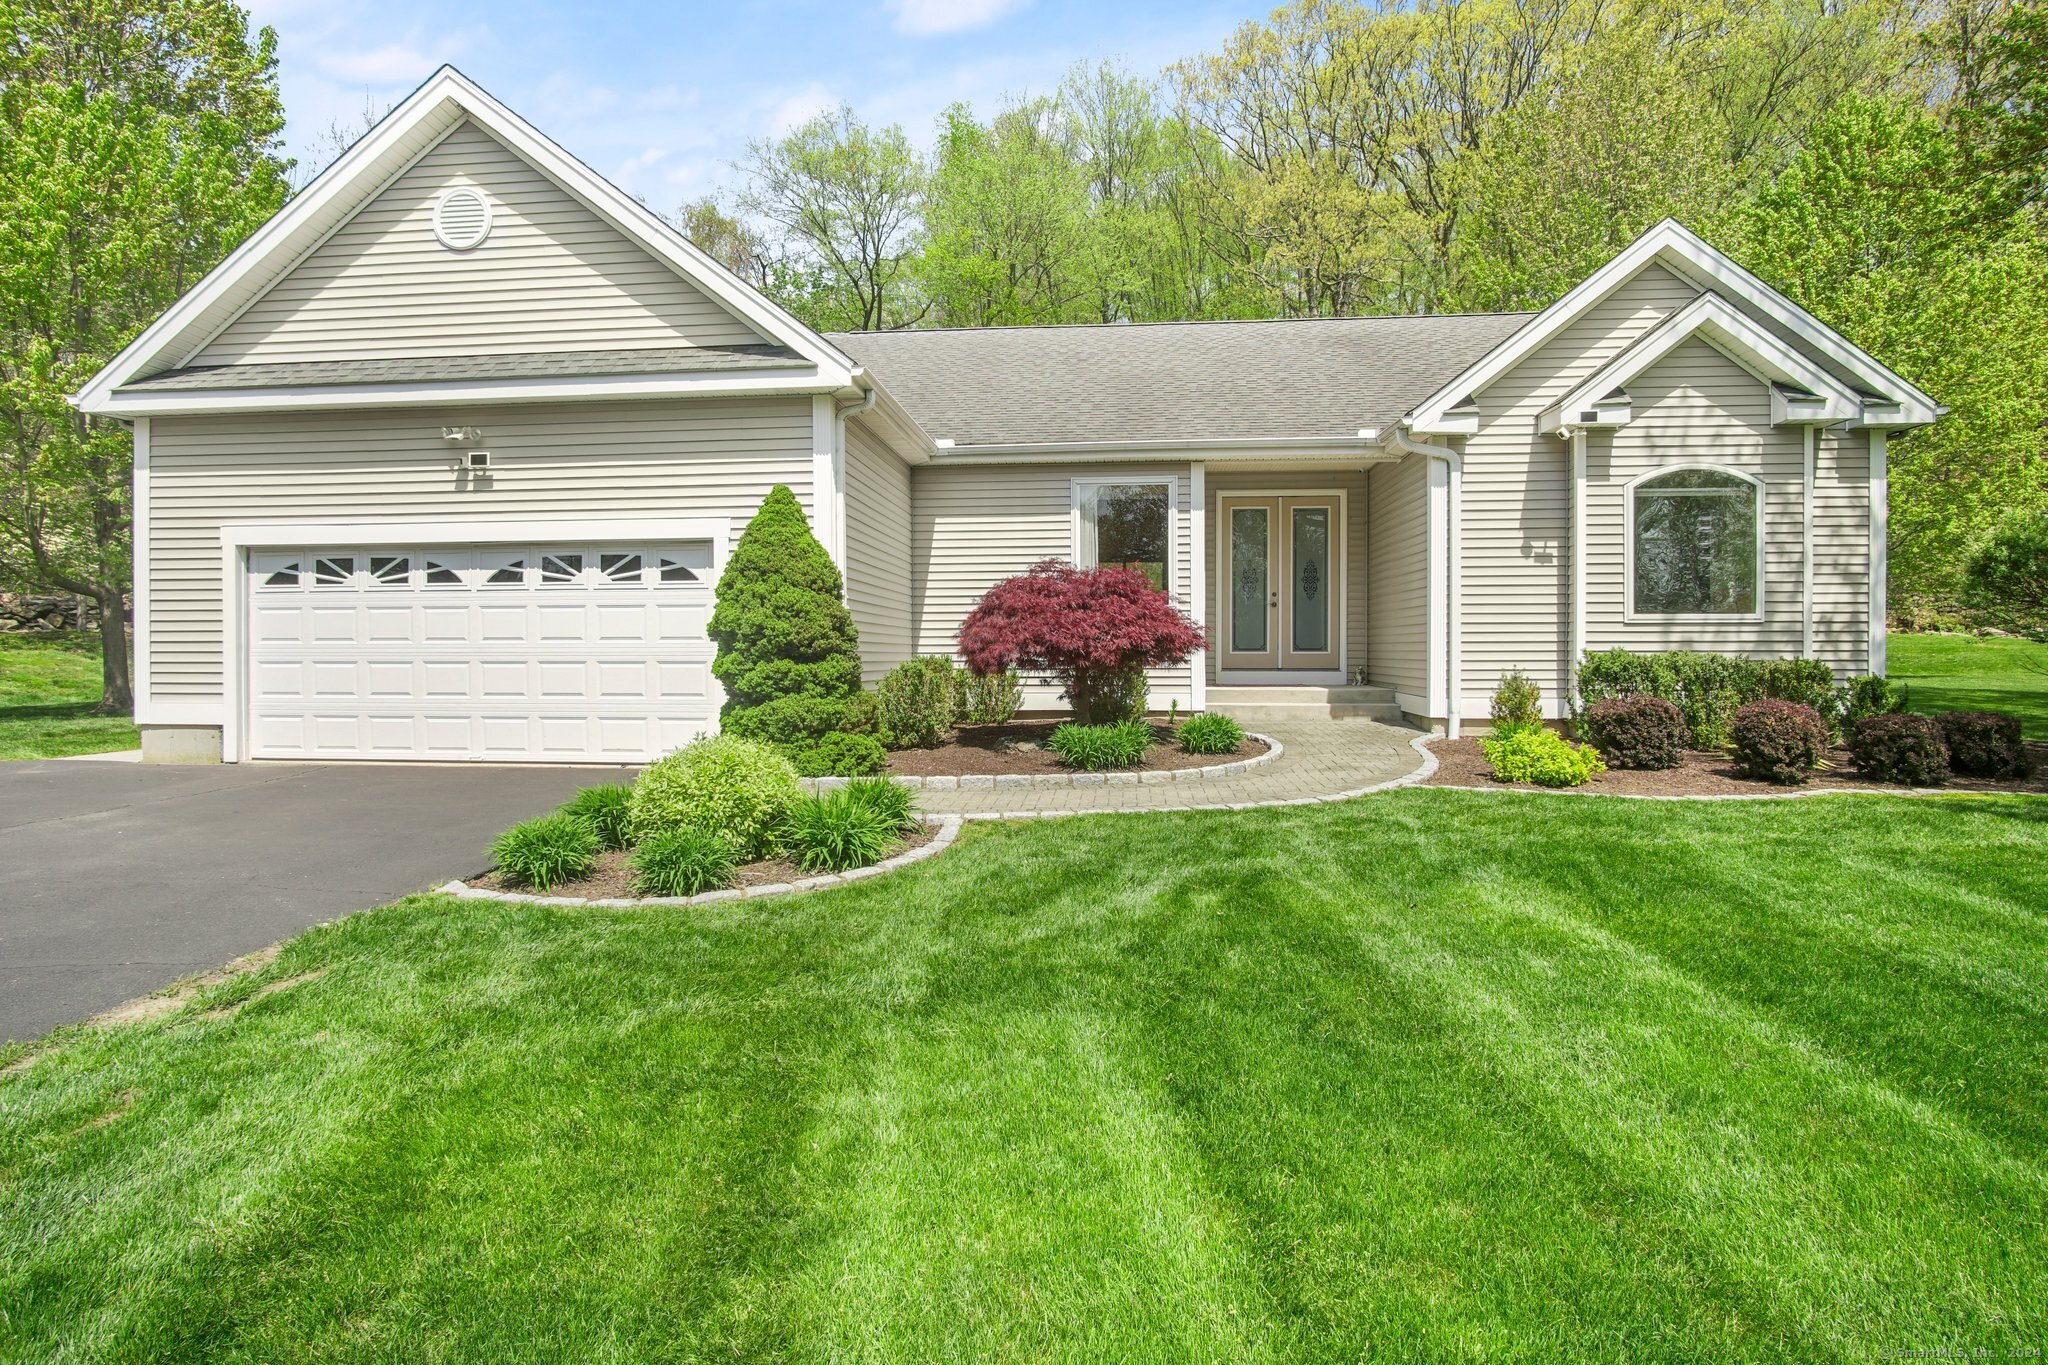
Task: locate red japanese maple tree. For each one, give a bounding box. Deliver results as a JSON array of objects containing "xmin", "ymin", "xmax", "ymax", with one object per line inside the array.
[{"xmin": 958, "ymin": 560, "xmax": 1205, "ymax": 723}]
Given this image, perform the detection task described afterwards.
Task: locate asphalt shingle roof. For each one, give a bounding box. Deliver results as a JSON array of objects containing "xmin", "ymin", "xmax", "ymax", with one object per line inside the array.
[
  {"xmin": 828, "ymin": 312, "xmax": 1535, "ymax": 447},
  {"xmin": 119, "ymin": 344, "xmax": 809, "ymax": 391}
]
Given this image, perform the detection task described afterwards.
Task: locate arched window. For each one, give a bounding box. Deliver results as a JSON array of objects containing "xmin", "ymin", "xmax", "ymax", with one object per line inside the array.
[{"xmin": 1630, "ymin": 467, "xmax": 1762, "ymax": 616}]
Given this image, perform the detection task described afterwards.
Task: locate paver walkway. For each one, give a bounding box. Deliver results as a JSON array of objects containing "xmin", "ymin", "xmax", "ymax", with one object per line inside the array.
[{"xmin": 911, "ymin": 719, "xmax": 1432, "ymax": 818}]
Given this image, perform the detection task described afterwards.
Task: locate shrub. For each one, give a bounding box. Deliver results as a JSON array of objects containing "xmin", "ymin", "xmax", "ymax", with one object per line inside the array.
[
  {"xmin": 627, "ymin": 734, "xmax": 803, "ymax": 858},
  {"xmin": 781, "ymin": 788, "xmax": 900, "ymax": 873},
  {"xmin": 1729, "ymin": 699, "xmax": 1828, "ymax": 785},
  {"xmin": 1582, "ymin": 694, "xmax": 1685, "ymax": 769},
  {"xmin": 489, "ymin": 812, "xmax": 601, "ymax": 891},
  {"xmin": 559, "ymin": 783, "xmax": 633, "ymax": 850},
  {"xmin": 1966, "ymin": 508, "xmax": 2048, "ymax": 636},
  {"xmin": 630, "ymin": 826, "xmax": 737, "ymax": 897},
  {"xmin": 958, "ymin": 666, "xmax": 1022, "ymax": 725},
  {"xmin": 709, "ymin": 485, "xmax": 865, "ymax": 750},
  {"xmin": 1935, "ymin": 711, "xmax": 2033, "ymax": 778},
  {"xmin": 1850, "ymin": 713, "xmax": 1951, "ymax": 786},
  {"xmin": 1480, "ymin": 728, "xmax": 1606, "ymax": 788},
  {"xmin": 1046, "ymin": 719, "xmax": 1154, "ymax": 769},
  {"xmin": 1839, "ymin": 673, "xmax": 1906, "ymax": 731},
  {"xmin": 1574, "ymin": 648, "xmax": 1768, "ymax": 748},
  {"xmin": 843, "ymin": 775, "xmax": 918, "ymax": 832},
  {"xmin": 785, "ymin": 731, "xmax": 888, "ymax": 777},
  {"xmin": 1176, "ymin": 712, "xmax": 1245, "ymax": 755},
  {"xmin": 958, "ymin": 561, "xmax": 1202, "ymax": 723},
  {"xmin": 877, "ymin": 656, "xmax": 960, "ymax": 748},
  {"xmin": 1090, "ymin": 667, "xmax": 1151, "ymax": 725},
  {"xmin": 1490, "ymin": 669, "xmax": 1543, "ymax": 737},
  {"xmin": 1758, "ymin": 659, "xmax": 1840, "ymax": 736}
]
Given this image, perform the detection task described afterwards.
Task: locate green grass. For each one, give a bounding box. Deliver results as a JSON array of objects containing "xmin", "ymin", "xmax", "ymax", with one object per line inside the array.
[
  {"xmin": 0, "ymin": 631, "xmax": 137, "ymax": 759},
  {"xmin": 1891, "ymin": 631, "xmax": 2048, "ymax": 737},
  {"xmin": 4, "ymin": 790, "xmax": 2044, "ymax": 1359}
]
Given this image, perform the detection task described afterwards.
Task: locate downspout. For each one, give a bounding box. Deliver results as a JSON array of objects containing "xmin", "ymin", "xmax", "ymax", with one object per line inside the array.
[
  {"xmin": 829, "ymin": 372, "xmax": 877, "ymax": 573},
  {"xmin": 1385, "ymin": 425, "xmax": 1463, "ymax": 739}
]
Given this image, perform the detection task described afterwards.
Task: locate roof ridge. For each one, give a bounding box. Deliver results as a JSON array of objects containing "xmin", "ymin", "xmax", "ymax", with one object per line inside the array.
[{"xmin": 826, "ymin": 310, "xmax": 1536, "ymax": 339}]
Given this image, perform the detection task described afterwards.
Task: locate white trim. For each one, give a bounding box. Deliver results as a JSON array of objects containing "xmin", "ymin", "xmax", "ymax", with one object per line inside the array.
[
  {"xmin": 1071, "ymin": 475, "xmax": 1180, "ymax": 594},
  {"xmin": 1188, "ymin": 461, "xmax": 1207, "ymax": 713},
  {"xmin": 1621, "ymin": 463, "xmax": 1768, "ymax": 625},
  {"xmin": 216, "ymin": 515, "xmax": 732, "ymax": 761},
  {"xmin": 1211, "ymin": 488, "xmax": 1349, "ymax": 678},
  {"xmin": 1568, "ymin": 430, "xmax": 1587, "ymax": 703},
  {"xmin": 87, "ymin": 368, "xmax": 833, "ymax": 417},
  {"xmin": 1870, "ymin": 429, "xmax": 1888, "ymax": 676},
  {"xmin": 139, "ymin": 701, "xmax": 225, "ymax": 726},
  {"xmin": 933, "ymin": 435, "xmax": 1389, "ymax": 459},
  {"xmin": 1217, "ymin": 669, "xmax": 1347, "ymax": 685},
  {"xmin": 1425, "ymin": 458, "xmax": 1449, "ymax": 718},
  {"xmin": 811, "ymin": 396, "xmax": 843, "ymax": 571},
  {"xmin": 1802, "ymin": 426, "xmax": 1816, "ymax": 659},
  {"xmin": 1407, "ymin": 218, "xmax": 1939, "ymax": 433},
  {"xmin": 72, "ymin": 65, "xmax": 857, "ymax": 413},
  {"xmin": 131, "ymin": 417, "xmax": 151, "ymax": 718}
]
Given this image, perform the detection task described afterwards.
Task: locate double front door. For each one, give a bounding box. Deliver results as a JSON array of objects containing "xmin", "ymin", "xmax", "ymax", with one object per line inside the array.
[{"xmin": 1220, "ymin": 495, "xmax": 1340, "ymax": 672}]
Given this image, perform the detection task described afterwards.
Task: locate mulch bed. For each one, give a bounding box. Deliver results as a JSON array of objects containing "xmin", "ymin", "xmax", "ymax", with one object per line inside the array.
[
  {"xmin": 1423, "ymin": 737, "xmax": 2048, "ymax": 797},
  {"xmin": 472, "ymin": 821, "xmax": 938, "ymax": 900},
  {"xmin": 884, "ymin": 720, "xmax": 1266, "ymax": 777}
]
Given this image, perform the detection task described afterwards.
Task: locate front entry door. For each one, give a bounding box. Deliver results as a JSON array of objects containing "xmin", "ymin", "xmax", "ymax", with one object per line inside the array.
[{"xmin": 1220, "ymin": 495, "xmax": 1340, "ymax": 673}]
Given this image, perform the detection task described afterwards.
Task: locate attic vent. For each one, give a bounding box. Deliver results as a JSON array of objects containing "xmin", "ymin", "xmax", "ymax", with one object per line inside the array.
[{"xmin": 432, "ymin": 187, "xmax": 492, "ymax": 251}]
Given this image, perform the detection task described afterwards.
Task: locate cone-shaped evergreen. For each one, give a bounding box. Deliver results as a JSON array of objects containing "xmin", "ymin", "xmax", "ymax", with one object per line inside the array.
[{"xmin": 708, "ymin": 485, "xmax": 864, "ymax": 744}]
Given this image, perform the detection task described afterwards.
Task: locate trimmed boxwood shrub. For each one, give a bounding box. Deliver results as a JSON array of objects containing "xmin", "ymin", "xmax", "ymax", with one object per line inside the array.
[
  {"xmin": 1480, "ymin": 728, "xmax": 1606, "ymax": 788},
  {"xmin": 1046, "ymin": 719, "xmax": 1154, "ymax": 770},
  {"xmin": 1176, "ymin": 712, "xmax": 1245, "ymax": 755},
  {"xmin": 785, "ymin": 732, "xmax": 888, "ymax": 777},
  {"xmin": 560, "ymin": 783, "xmax": 633, "ymax": 850},
  {"xmin": 1729, "ymin": 699, "xmax": 1827, "ymax": 785},
  {"xmin": 1574, "ymin": 648, "xmax": 1769, "ymax": 749},
  {"xmin": 630, "ymin": 826, "xmax": 737, "ymax": 897},
  {"xmin": 490, "ymin": 812, "xmax": 600, "ymax": 891},
  {"xmin": 781, "ymin": 787, "xmax": 900, "ymax": 873},
  {"xmin": 628, "ymin": 734, "xmax": 803, "ymax": 857},
  {"xmin": 877, "ymin": 655, "xmax": 960, "ymax": 749},
  {"xmin": 1490, "ymin": 669, "xmax": 1543, "ymax": 737},
  {"xmin": 958, "ymin": 667, "xmax": 1022, "ymax": 725},
  {"xmin": 1583, "ymin": 695, "xmax": 1685, "ymax": 770},
  {"xmin": 1935, "ymin": 710, "xmax": 2032, "ymax": 778},
  {"xmin": 709, "ymin": 485, "xmax": 866, "ymax": 751},
  {"xmin": 1841, "ymin": 673, "xmax": 1906, "ymax": 730},
  {"xmin": 1850, "ymin": 713, "xmax": 1951, "ymax": 786}
]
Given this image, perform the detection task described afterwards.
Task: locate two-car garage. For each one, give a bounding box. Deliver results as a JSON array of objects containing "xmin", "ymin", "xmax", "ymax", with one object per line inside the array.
[{"xmin": 242, "ymin": 540, "xmax": 718, "ymax": 763}]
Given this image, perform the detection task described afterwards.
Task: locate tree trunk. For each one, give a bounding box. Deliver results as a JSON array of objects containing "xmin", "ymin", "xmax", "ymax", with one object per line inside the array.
[{"xmin": 93, "ymin": 584, "xmax": 131, "ymax": 713}]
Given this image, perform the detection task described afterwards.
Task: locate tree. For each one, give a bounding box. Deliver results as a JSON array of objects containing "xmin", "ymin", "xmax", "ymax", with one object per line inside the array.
[
  {"xmin": 0, "ymin": 0, "xmax": 290, "ymax": 712},
  {"xmin": 1966, "ymin": 509, "xmax": 2048, "ymax": 637},
  {"xmin": 1952, "ymin": 0, "xmax": 2048, "ymax": 205},
  {"xmin": 674, "ymin": 195, "xmax": 774, "ymax": 291},
  {"xmin": 706, "ymin": 485, "xmax": 867, "ymax": 764},
  {"xmin": 957, "ymin": 561, "xmax": 1204, "ymax": 723},
  {"xmin": 737, "ymin": 107, "xmax": 926, "ymax": 330}
]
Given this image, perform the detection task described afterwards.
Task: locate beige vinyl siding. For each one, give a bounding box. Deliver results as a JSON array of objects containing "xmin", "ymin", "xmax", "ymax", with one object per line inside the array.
[
  {"xmin": 1203, "ymin": 468, "xmax": 1366, "ymax": 682},
  {"xmin": 1460, "ymin": 262, "xmax": 1704, "ymax": 705},
  {"xmin": 843, "ymin": 417, "xmax": 914, "ymax": 682},
  {"xmin": 145, "ymin": 397, "xmax": 814, "ymax": 702},
  {"xmin": 1366, "ymin": 453, "xmax": 1430, "ymax": 701},
  {"xmin": 1812, "ymin": 430, "xmax": 1873, "ymax": 676},
  {"xmin": 1584, "ymin": 336, "xmax": 1804, "ymax": 657},
  {"xmin": 194, "ymin": 121, "xmax": 765, "ymax": 366},
  {"xmin": 910, "ymin": 461, "xmax": 1196, "ymax": 707}
]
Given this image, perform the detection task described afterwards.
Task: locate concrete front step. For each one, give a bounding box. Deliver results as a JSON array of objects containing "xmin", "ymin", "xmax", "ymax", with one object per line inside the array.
[
  {"xmin": 1204, "ymin": 684, "xmax": 1405, "ymax": 725},
  {"xmin": 1207, "ymin": 684, "xmax": 1395, "ymax": 705}
]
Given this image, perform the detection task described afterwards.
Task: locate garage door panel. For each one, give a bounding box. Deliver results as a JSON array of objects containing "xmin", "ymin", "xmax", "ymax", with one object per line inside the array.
[{"xmin": 247, "ymin": 540, "xmax": 716, "ymax": 762}]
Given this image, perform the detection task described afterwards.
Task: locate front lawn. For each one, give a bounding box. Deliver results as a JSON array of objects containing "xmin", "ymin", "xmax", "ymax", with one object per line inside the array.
[
  {"xmin": 1892, "ymin": 631, "xmax": 2048, "ymax": 737},
  {"xmin": 0, "ymin": 631, "xmax": 137, "ymax": 759},
  {"xmin": 3, "ymin": 791, "xmax": 2042, "ymax": 1359}
]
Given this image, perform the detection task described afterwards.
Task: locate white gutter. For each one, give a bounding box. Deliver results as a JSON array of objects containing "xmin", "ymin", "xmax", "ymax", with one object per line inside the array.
[
  {"xmin": 1383, "ymin": 425, "xmax": 1464, "ymax": 738},
  {"xmin": 927, "ymin": 434, "xmax": 1391, "ymax": 462},
  {"xmin": 825, "ymin": 371, "xmax": 879, "ymax": 573}
]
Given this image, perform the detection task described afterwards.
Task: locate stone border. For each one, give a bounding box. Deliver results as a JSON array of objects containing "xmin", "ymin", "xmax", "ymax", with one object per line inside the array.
[
  {"xmin": 805, "ymin": 732, "xmax": 1282, "ymax": 793},
  {"xmin": 438, "ymin": 816, "xmax": 962, "ymax": 908}
]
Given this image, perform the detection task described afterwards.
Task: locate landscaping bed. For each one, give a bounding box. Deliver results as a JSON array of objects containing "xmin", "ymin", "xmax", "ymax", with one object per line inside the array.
[
  {"xmin": 884, "ymin": 718, "xmax": 1267, "ymax": 777},
  {"xmin": 1426, "ymin": 735, "xmax": 2048, "ymax": 795},
  {"xmin": 471, "ymin": 819, "xmax": 938, "ymax": 899}
]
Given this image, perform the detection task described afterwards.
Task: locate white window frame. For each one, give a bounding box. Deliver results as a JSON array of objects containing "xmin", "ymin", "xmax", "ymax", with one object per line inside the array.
[
  {"xmin": 1070, "ymin": 476, "xmax": 1179, "ymax": 594},
  {"xmin": 1623, "ymin": 463, "xmax": 1767, "ymax": 624}
]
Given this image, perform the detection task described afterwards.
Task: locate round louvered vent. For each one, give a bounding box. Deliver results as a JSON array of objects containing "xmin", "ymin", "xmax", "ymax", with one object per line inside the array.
[{"xmin": 432, "ymin": 187, "xmax": 492, "ymax": 250}]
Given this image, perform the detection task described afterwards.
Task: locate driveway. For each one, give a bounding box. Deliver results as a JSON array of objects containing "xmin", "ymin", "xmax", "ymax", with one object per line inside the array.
[{"xmin": 0, "ymin": 759, "xmax": 623, "ymax": 1043}]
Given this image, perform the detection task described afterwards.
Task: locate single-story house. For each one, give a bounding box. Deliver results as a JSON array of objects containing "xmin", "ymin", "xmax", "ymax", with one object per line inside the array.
[{"xmin": 74, "ymin": 67, "xmax": 1940, "ymax": 764}]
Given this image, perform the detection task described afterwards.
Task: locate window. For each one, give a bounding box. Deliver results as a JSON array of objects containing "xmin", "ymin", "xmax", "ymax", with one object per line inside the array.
[
  {"xmin": 600, "ymin": 552, "xmax": 643, "ymax": 583},
  {"xmin": 1631, "ymin": 467, "xmax": 1761, "ymax": 616},
  {"xmin": 1076, "ymin": 481, "xmax": 1171, "ymax": 590},
  {"xmin": 421, "ymin": 559, "xmax": 462, "ymax": 586},
  {"xmin": 261, "ymin": 561, "xmax": 301, "ymax": 588},
  {"xmin": 539, "ymin": 552, "xmax": 584, "ymax": 584},
  {"xmin": 484, "ymin": 557, "xmax": 528, "ymax": 586},
  {"xmin": 312, "ymin": 556, "xmax": 356, "ymax": 587},
  {"xmin": 657, "ymin": 557, "xmax": 699, "ymax": 584},
  {"xmin": 368, "ymin": 555, "xmax": 409, "ymax": 586}
]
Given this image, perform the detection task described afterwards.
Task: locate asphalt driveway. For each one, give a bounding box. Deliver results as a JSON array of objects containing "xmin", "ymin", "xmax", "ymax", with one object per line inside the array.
[{"xmin": 0, "ymin": 758, "xmax": 623, "ymax": 1043}]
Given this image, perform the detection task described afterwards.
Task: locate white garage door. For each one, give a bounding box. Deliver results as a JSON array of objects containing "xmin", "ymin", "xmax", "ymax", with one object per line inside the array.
[{"xmin": 246, "ymin": 543, "xmax": 716, "ymax": 762}]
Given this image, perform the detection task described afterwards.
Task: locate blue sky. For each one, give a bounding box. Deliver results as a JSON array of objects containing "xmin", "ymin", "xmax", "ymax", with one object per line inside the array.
[{"xmin": 244, "ymin": 0, "xmax": 1261, "ymax": 209}]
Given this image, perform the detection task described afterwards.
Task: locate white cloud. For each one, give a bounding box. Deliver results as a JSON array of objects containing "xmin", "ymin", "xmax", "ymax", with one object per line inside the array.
[
  {"xmin": 315, "ymin": 42, "xmax": 444, "ymax": 85},
  {"xmin": 767, "ymin": 81, "xmax": 839, "ymax": 135},
  {"xmin": 887, "ymin": 0, "xmax": 1032, "ymax": 37}
]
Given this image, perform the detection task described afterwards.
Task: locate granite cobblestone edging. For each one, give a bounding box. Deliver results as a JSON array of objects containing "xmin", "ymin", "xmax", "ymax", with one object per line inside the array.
[
  {"xmin": 441, "ymin": 816, "xmax": 962, "ymax": 908},
  {"xmin": 802, "ymin": 732, "xmax": 1283, "ymax": 793}
]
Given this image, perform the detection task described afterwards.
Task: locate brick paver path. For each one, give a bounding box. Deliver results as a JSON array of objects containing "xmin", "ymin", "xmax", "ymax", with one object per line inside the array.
[{"xmin": 911, "ymin": 720, "xmax": 1433, "ymax": 819}]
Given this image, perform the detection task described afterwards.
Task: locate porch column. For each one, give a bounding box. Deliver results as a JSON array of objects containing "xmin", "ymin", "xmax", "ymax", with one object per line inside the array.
[{"xmin": 1189, "ymin": 461, "xmax": 1207, "ymax": 713}]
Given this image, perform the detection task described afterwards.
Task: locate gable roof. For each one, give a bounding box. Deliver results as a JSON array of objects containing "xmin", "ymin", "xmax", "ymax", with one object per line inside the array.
[
  {"xmin": 1404, "ymin": 218, "xmax": 1940, "ymax": 433},
  {"xmin": 828, "ymin": 312, "xmax": 1532, "ymax": 450},
  {"xmin": 73, "ymin": 67, "xmax": 860, "ymax": 416}
]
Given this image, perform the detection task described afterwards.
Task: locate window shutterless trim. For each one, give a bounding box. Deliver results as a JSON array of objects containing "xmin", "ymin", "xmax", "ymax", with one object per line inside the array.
[
  {"xmin": 1622, "ymin": 463, "xmax": 1767, "ymax": 624},
  {"xmin": 1069, "ymin": 476, "xmax": 1179, "ymax": 596}
]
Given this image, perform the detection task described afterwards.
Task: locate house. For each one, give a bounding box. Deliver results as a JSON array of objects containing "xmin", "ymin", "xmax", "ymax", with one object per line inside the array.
[{"xmin": 73, "ymin": 68, "xmax": 1940, "ymax": 765}]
